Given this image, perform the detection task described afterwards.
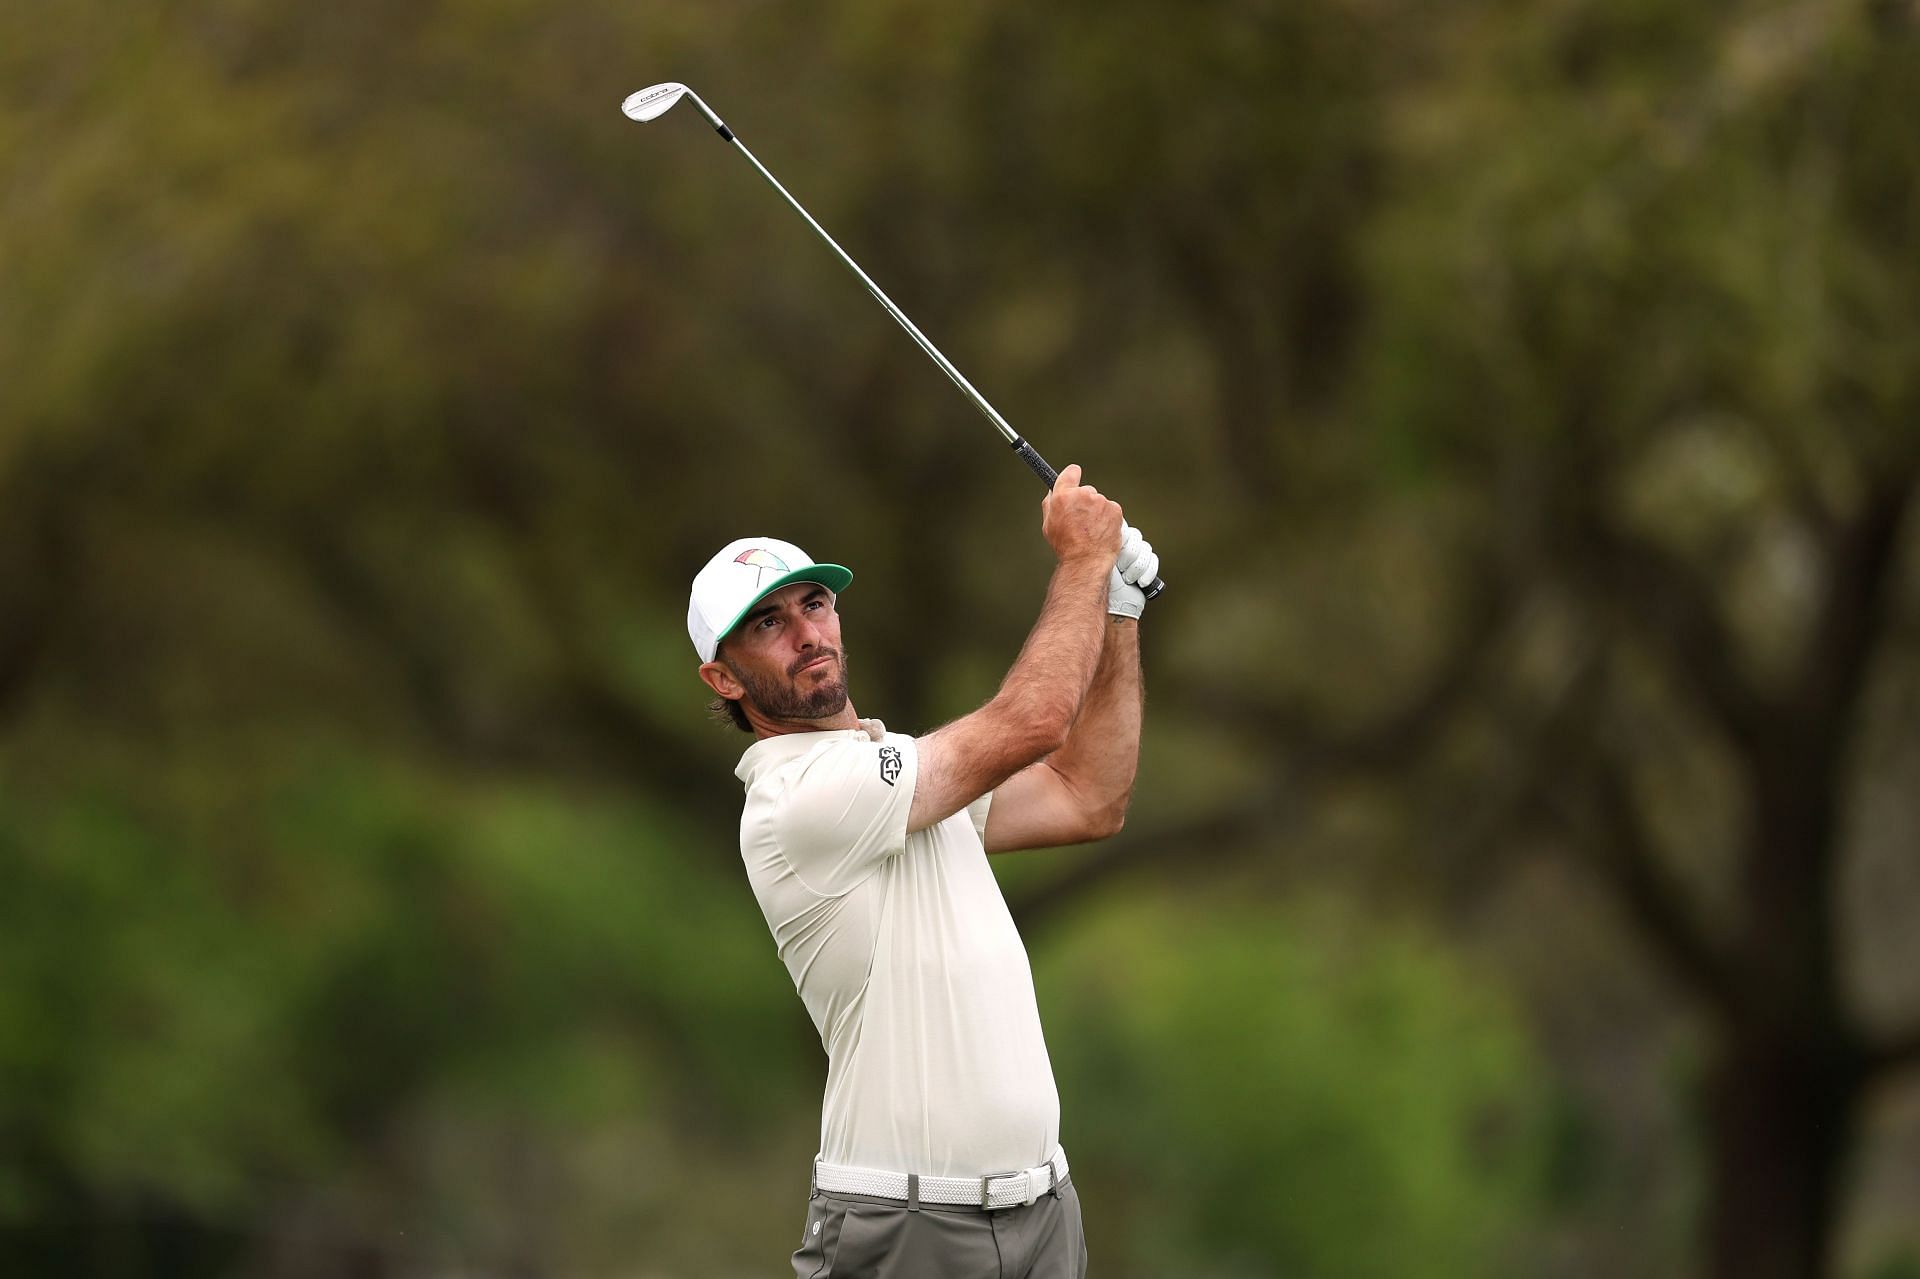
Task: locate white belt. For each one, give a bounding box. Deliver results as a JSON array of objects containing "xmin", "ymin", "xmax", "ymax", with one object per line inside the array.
[{"xmin": 813, "ymin": 1147, "xmax": 1069, "ymax": 1210}]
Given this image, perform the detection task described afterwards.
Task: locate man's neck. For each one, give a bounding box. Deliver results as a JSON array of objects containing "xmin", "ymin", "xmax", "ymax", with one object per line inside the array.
[{"xmin": 749, "ymin": 703, "xmax": 862, "ymax": 739}]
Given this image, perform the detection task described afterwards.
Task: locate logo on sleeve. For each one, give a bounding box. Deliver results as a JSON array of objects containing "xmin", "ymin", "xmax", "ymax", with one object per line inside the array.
[{"xmin": 878, "ymin": 745, "xmax": 903, "ymax": 787}]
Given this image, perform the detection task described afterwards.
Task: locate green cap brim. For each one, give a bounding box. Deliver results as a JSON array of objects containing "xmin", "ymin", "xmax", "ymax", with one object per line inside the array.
[{"xmin": 717, "ymin": 564, "xmax": 854, "ymax": 647}]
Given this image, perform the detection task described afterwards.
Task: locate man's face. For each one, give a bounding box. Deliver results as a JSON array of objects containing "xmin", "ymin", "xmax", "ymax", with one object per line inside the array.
[{"xmin": 716, "ymin": 583, "xmax": 850, "ymax": 723}]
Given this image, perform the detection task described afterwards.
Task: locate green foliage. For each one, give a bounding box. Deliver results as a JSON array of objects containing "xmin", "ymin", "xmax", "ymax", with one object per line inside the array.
[
  {"xmin": 1865, "ymin": 1251, "xmax": 1920, "ymax": 1279},
  {"xmin": 0, "ymin": 734, "xmax": 813, "ymax": 1264},
  {"xmin": 1041, "ymin": 895, "xmax": 1548, "ymax": 1278}
]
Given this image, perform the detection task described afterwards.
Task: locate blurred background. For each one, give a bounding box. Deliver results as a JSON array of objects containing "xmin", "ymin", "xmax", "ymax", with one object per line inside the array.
[{"xmin": 4, "ymin": 0, "xmax": 1918, "ymax": 1275}]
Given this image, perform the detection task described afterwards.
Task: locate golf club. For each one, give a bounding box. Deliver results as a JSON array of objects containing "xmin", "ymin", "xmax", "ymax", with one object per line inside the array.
[{"xmin": 621, "ymin": 81, "xmax": 1165, "ymax": 600}]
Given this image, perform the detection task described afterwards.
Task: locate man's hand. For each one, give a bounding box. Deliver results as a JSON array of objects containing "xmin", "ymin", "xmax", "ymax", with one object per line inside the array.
[
  {"xmin": 1107, "ymin": 525, "xmax": 1160, "ymax": 620},
  {"xmin": 1041, "ymin": 464, "xmax": 1124, "ymax": 567}
]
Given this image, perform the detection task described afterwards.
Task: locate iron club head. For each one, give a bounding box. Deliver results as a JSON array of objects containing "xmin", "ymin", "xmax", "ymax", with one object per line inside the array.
[
  {"xmin": 621, "ymin": 82, "xmax": 689, "ymax": 122},
  {"xmin": 622, "ymin": 81, "xmax": 728, "ymax": 137}
]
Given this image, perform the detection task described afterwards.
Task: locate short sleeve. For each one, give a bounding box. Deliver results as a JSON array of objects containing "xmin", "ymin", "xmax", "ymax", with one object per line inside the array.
[
  {"xmin": 966, "ymin": 791, "xmax": 993, "ymax": 844},
  {"xmin": 770, "ymin": 734, "xmax": 920, "ymax": 894}
]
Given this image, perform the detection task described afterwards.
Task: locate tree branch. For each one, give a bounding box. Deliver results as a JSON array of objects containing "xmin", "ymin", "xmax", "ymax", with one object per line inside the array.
[
  {"xmin": 279, "ymin": 523, "xmax": 730, "ymax": 809},
  {"xmin": 0, "ymin": 469, "xmax": 78, "ymax": 725},
  {"xmin": 1423, "ymin": 637, "xmax": 1606, "ymax": 901},
  {"xmin": 1165, "ymin": 568, "xmax": 1520, "ymax": 775},
  {"xmin": 1567, "ymin": 516, "xmax": 1772, "ymax": 757},
  {"xmin": 1865, "ymin": 1025, "xmax": 1920, "ymax": 1078},
  {"xmin": 1545, "ymin": 710, "xmax": 1744, "ymax": 1021},
  {"xmin": 1792, "ymin": 469, "xmax": 1918, "ymax": 749},
  {"xmin": 1012, "ymin": 613, "xmax": 1604, "ymax": 938},
  {"xmin": 1008, "ymin": 787, "xmax": 1303, "ymax": 937}
]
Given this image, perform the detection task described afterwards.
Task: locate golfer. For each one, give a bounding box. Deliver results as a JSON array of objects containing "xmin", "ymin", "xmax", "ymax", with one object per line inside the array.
[{"xmin": 688, "ymin": 465, "xmax": 1155, "ymax": 1277}]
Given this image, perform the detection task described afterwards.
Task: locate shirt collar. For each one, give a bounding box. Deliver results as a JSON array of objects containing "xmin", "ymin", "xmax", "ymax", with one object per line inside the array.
[{"xmin": 734, "ymin": 718, "xmax": 888, "ymax": 784}]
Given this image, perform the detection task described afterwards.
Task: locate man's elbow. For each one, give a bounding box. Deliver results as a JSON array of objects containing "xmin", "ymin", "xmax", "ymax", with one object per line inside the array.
[
  {"xmin": 1083, "ymin": 794, "xmax": 1131, "ymax": 841},
  {"xmin": 998, "ymin": 693, "xmax": 1075, "ymax": 761},
  {"xmin": 1030, "ymin": 720, "xmax": 1073, "ymax": 761}
]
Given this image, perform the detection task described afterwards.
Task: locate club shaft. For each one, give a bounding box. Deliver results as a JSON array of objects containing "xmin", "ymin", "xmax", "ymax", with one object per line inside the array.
[
  {"xmin": 689, "ymin": 96, "xmax": 1018, "ymax": 446},
  {"xmin": 679, "ymin": 90, "xmax": 1164, "ymax": 599}
]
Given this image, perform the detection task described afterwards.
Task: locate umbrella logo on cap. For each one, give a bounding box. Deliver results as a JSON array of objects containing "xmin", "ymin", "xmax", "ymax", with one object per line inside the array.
[{"xmin": 735, "ymin": 547, "xmax": 791, "ymax": 588}]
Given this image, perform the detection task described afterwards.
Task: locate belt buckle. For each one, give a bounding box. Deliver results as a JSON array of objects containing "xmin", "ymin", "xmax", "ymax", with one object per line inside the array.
[{"xmin": 979, "ymin": 1169, "xmax": 1026, "ymax": 1210}]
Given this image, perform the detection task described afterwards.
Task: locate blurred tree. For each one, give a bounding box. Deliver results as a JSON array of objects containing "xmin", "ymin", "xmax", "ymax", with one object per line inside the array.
[
  {"xmin": 884, "ymin": 3, "xmax": 1920, "ymax": 1277},
  {"xmin": 993, "ymin": 3, "xmax": 1920, "ymax": 1277},
  {"xmin": 1357, "ymin": 7, "xmax": 1920, "ymax": 1277}
]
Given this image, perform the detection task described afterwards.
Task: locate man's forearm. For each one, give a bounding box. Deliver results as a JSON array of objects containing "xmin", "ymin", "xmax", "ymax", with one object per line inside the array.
[
  {"xmin": 1043, "ymin": 616, "xmax": 1143, "ymax": 826},
  {"xmin": 990, "ymin": 554, "xmax": 1112, "ymax": 751}
]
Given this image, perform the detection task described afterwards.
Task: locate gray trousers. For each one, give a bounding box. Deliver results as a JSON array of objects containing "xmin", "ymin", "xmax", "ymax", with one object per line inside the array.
[{"xmin": 791, "ymin": 1176, "xmax": 1089, "ymax": 1278}]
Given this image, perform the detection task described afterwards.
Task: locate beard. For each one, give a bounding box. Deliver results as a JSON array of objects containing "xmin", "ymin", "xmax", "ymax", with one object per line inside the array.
[{"xmin": 729, "ymin": 648, "xmax": 850, "ymax": 723}]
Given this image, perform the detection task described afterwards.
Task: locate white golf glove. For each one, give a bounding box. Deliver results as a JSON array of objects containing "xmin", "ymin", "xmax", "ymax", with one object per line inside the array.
[{"xmin": 1108, "ymin": 524, "xmax": 1159, "ymax": 620}]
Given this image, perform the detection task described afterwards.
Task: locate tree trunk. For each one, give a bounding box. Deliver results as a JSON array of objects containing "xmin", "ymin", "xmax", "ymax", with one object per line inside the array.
[
  {"xmin": 1696, "ymin": 678, "xmax": 1873, "ymax": 1279},
  {"xmin": 1703, "ymin": 1028, "xmax": 1861, "ymax": 1279}
]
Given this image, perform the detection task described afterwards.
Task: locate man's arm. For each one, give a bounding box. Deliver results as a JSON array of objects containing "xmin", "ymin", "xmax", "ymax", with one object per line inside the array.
[
  {"xmin": 905, "ymin": 465, "xmax": 1120, "ymax": 834},
  {"xmin": 982, "ymin": 615, "xmax": 1142, "ymax": 852}
]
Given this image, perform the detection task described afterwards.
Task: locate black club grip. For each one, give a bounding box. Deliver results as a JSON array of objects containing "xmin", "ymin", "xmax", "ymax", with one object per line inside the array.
[
  {"xmin": 1013, "ymin": 438, "xmax": 1058, "ymax": 488},
  {"xmin": 1010, "ymin": 438, "xmax": 1166, "ymax": 601}
]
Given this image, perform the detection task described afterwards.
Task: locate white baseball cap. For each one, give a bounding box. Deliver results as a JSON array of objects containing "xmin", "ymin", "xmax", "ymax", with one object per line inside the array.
[{"xmin": 687, "ymin": 537, "xmax": 853, "ymax": 663}]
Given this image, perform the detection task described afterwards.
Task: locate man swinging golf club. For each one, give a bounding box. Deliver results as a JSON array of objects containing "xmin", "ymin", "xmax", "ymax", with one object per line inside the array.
[{"xmin": 690, "ymin": 465, "xmax": 1157, "ymax": 1277}]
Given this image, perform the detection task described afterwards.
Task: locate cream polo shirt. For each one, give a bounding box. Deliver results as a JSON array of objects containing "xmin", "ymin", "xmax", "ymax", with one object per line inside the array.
[{"xmin": 734, "ymin": 720, "xmax": 1061, "ymax": 1177}]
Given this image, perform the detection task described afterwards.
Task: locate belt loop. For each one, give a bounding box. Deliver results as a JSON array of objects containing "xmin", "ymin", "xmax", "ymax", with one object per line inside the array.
[
  {"xmin": 906, "ymin": 1173, "xmax": 920, "ymax": 1213},
  {"xmin": 811, "ymin": 1156, "xmax": 821, "ymax": 1199},
  {"xmin": 1047, "ymin": 1155, "xmax": 1061, "ymax": 1201}
]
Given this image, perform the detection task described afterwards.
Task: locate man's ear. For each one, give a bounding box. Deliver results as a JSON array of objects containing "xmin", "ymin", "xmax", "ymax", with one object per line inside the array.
[{"xmin": 698, "ymin": 660, "xmax": 743, "ymax": 702}]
